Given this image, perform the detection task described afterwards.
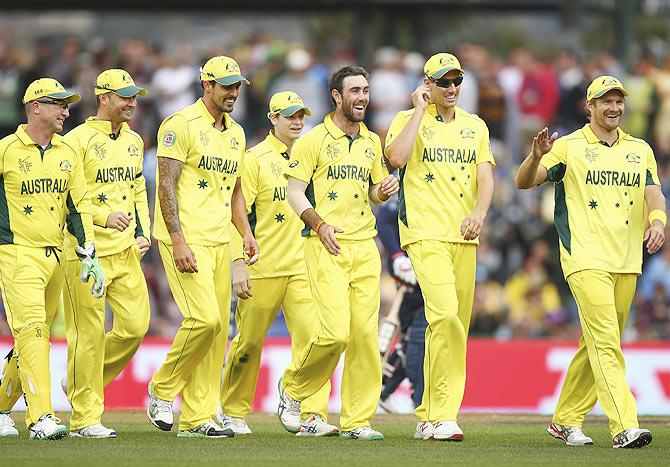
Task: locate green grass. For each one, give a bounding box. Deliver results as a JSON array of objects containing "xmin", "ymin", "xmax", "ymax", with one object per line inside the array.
[{"xmin": 3, "ymin": 412, "xmax": 669, "ymax": 466}]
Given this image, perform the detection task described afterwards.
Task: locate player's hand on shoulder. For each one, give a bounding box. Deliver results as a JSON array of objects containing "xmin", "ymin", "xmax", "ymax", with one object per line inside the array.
[
  {"xmin": 232, "ymin": 258, "xmax": 252, "ymax": 299},
  {"xmin": 379, "ymin": 174, "xmax": 399, "ymax": 200},
  {"xmin": 106, "ymin": 211, "xmax": 132, "ymax": 231},
  {"xmin": 644, "ymin": 221, "xmax": 666, "ymax": 254},
  {"xmin": 531, "ymin": 127, "xmax": 559, "ymax": 159},
  {"xmin": 135, "ymin": 236, "xmax": 151, "ymax": 258},
  {"xmin": 172, "ymin": 240, "xmax": 198, "ymax": 273},
  {"xmin": 460, "ymin": 209, "xmax": 486, "ymax": 241},
  {"xmin": 411, "ymin": 84, "xmax": 431, "ymax": 111},
  {"xmin": 392, "ymin": 254, "xmax": 417, "ymax": 287},
  {"xmin": 318, "ymin": 222, "xmax": 343, "ymax": 256}
]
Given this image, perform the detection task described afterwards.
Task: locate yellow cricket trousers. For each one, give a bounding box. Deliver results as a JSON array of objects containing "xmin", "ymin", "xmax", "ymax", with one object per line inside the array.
[
  {"xmin": 153, "ymin": 242, "xmax": 231, "ymax": 431},
  {"xmin": 405, "ymin": 240, "xmax": 476, "ymax": 423},
  {"xmin": 282, "ymin": 238, "xmax": 381, "ymax": 432},
  {"xmin": 220, "ymin": 274, "xmax": 330, "ymax": 421},
  {"xmin": 0, "ymin": 258, "xmax": 62, "ymax": 428},
  {"xmin": 62, "ymin": 245, "xmax": 150, "ymax": 430},
  {"xmin": 0, "ymin": 244, "xmax": 62, "ymax": 425},
  {"xmin": 553, "ymin": 270, "xmax": 639, "ymax": 437}
]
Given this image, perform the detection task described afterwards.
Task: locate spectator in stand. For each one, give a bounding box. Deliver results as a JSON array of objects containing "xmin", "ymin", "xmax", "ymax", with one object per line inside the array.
[
  {"xmin": 152, "ymin": 42, "xmax": 197, "ymax": 120},
  {"xmin": 623, "ymin": 56, "xmax": 657, "ymax": 141},
  {"xmin": 369, "ymin": 47, "xmax": 411, "ymax": 142},
  {"xmin": 553, "ymin": 50, "xmax": 586, "ymax": 134}
]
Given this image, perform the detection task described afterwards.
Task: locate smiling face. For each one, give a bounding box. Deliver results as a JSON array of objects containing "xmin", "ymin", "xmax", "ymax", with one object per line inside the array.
[
  {"xmin": 333, "ymin": 75, "xmax": 369, "ymax": 123},
  {"xmin": 587, "ymin": 89, "xmax": 625, "ymax": 132},
  {"xmin": 100, "ymin": 92, "xmax": 137, "ymax": 124},
  {"xmin": 425, "ymin": 69, "xmax": 462, "ymax": 112},
  {"xmin": 30, "ymin": 99, "xmax": 70, "ymax": 133},
  {"xmin": 270, "ymin": 109, "xmax": 306, "ymax": 142},
  {"xmin": 205, "ymin": 81, "xmax": 241, "ymax": 113}
]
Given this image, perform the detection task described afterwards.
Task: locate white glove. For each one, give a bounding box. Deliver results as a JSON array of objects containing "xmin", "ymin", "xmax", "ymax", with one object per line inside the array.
[
  {"xmin": 392, "ymin": 255, "xmax": 416, "ymax": 286},
  {"xmin": 75, "ymin": 242, "xmax": 105, "ymax": 299}
]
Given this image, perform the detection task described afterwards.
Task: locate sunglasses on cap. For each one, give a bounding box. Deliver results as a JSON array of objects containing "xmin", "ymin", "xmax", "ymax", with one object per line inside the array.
[
  {"xmin": 35, "ymin": 98, "xmax": 69, "ymax": 109},
  {"xmin": 429, "ymin": 75, "xmax": 464, "ymax": 88}
]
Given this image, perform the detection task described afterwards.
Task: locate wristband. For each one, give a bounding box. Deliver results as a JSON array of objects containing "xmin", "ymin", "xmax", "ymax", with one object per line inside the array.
[
  {"xmin": 648, "ymin": 209, "xmax": 667, "ymax": 226},
  {"xmin": 314, "ymin": 221, "xmax": 325, "ymax": 235}
]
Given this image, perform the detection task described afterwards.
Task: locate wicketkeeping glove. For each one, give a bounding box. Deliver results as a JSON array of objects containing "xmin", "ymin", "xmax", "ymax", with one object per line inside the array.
[
  {"xmin": 392, "ymin": 255, "xmax": 417, "ymax": 286},
  {"xmin": 75, "ymin": 242, "xmax": 105, "ymax": 298}
]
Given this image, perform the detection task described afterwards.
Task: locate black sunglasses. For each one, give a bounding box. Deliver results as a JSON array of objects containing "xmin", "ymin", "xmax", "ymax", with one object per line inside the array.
[
  {"xmin": 35, "ymin": 98, "xmax": 69, "ymax": 109},
  {"xmin": 429, "ymin": 75, "xmax": 464, "ymax": 88}
]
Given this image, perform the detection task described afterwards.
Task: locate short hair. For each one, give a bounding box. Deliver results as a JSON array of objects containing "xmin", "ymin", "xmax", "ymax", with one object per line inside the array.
[{"xmin": 328, "ymin": 65, "xmax": 369, "ymax": 106}]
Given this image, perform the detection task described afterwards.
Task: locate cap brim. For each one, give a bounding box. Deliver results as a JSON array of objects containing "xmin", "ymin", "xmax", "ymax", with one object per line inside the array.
[
  {"xmin": 590, "ymin": 86, "xmax": 629, "ymax": 100},
  {"xmin": 214, "ymin": 75, "xmax": 250, "ymax": 86},
  {"xmin": 47, "ymin": 91, "xmax": 81, "ymax": 104},
  {"xmin": 279, "ymin": 105, "xmax": 312, "ymax": 117},
  {"xmin": 429, "ymin": 66, "xmax": 465, "ymax": 79},
  {"xmin": 113, "ymin": 85, "xmax": 148, "ymax": 97}
]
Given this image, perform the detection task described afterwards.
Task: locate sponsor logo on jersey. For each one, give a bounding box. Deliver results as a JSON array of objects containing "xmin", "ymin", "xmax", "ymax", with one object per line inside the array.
[
  {"xmin": 270, "ymin": 161, "xmax": 284, "ymax": 178},
  {"xmin": 95, "ymin": 166, "xmax": 137, "ymax": 183},
  {"xmin": 626, "ymin": 153, "xmax": 640, "ymax": 164},
  {"xmin": 460, "ymin": 128, "xmax": 475, "ymax": 139},
  {"xmin": 364, "ymin": 147, "xmax": 375, "ymax": 159},
  {"xmin": 60, "ymin": 160, "xmax": 72, "ymax": 172},
  {"xmin": 584, "ymin": 148, "xmax": 598, "ymax": 163},
  {"xmin": 584, "ymin": 170, "xmax": 640, "ymax": 187},
  {"xmin": 421, "ymin": 125, "xmax": 436, "ymax": 141},
  {"xmin": 326, "ymin": 143, "xmax": 340, "ymax": 160},
  {"xmin": 422, "ymin": 147, "xmax": 476, "ymax": 163},
  {"xmin": 18, "ymin": 157, "xmax": 32, "ymax": 174},
  {"xmin": 327, "ymin": 164, "xmax": 370, "ymax": 182},
  {"xmin": 162, "ymin": 131, "xmax": 176, "ymax": 147},
  {"xmin": 128, "ymin": 144, "xmax": 140, "ymax": 157},
  {"xmin": 230, "ymin": 137, "xmax": 240, "ymax": 150},
  {"xmin": 199, "ymin": 130, "xmax": 209, "ymax": 147},
  {"xmin": 93, "ymin": 143, "xmax": 107, "ymax": 160},
  {"xmin": 197, "ymin": 155, "xmax": 238, "ymax": 175},
  {"xmin": 288, "ymin": 160, "xmax": 299, "ymax": 168},
  {"xmin": 21, "ymin": 178, "xmax": 68, "ymax": 195}
]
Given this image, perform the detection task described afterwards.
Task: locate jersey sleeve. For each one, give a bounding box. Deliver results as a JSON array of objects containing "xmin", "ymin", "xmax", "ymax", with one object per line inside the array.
[
  {"xmin": 134, "ymin": 141, "xmax": 151, "ymax": 241},
  {"xmin": 156, "ymin": 115, "xmax": 190, "ymax": 162},
  {"xmin": 65, "ymin": 149, "xmax": 95, "ymax": 248},
  {"xmin": 645, "ymin": 145, "xmax": 661, "ymax": 186},
  {"xmin": 540, "ymin": 137, "xmax": 568, "ymax": 183},
  {"xmin": 384, "ymin": 111, "xmax": 410, "ymax": 149},
  {"xmin": 284, "ymin": 136, "xmax": 317, "ymax": 183},
  {"xmin": 229, "ymin": 151, "xmax": 259, "ymax": 261},
  {"xmin": 476, "ymin": 121, "xmax": 496, "ymax": 166},
  {"xmin": 370, "ymin": 133, "xmax": 389, "ymax": 185}
]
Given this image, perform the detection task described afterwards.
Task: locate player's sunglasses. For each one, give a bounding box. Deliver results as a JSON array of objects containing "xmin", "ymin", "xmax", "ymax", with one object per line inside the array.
[
  {"xmin": 429, "ymin": 75, "xmax": 464, "ymax": 88},
  {"xmin": 34, "ymin": 99, "xmax": 69, "ymax": 109}
]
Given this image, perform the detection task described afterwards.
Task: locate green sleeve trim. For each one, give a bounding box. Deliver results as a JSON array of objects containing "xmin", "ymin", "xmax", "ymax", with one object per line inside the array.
[
  {"xmin": 0, "ymin": 176, "xmax": 13, "ymax": 244},
  {"xmin": 646, "ymin": 169, "xmax": 656, "ymax": 186},
  {"xmin": 301, "ymin": 180, "xmax": 316, "ymax": 237},
  {"xmin": 553, "ymin": 181, "xmax": 571, "ymax": 254},
  {"xmin": 134, "ymin": 204, "xmax": 145, "ymax": 238},
  {"xmin": 66, "ymin": 193, "xmax": 86, "ymax": 248},
  {"xmin": 248, "ymin": 202, "xmax": 257, "ymax": 236},
  {"xmin": 398, "ymin": 167, "xmax": 408, "ymax": 227},
  {"xmin": 546, "ymin": 163, "xmax": 566, "ymax": 183}
]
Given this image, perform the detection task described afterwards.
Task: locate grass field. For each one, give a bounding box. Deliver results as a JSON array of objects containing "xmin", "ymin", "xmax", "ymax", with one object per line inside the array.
[{"xmin": 3, "ymin": 412, "xmax": 669, "ymax": 466}]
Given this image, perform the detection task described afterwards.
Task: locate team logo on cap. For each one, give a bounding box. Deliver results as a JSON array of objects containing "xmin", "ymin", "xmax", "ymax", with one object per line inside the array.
[
  {"xmin": 121, "ymin": 72, "xmax": 132, "ymax": 83},
  {"xmin": 584, "ymin": 148, "xmax": 599, "ymax": 163},
  {"xmin": 326, "ymin": 143, "xmax": 340, "ymax": 160},
  {"xmin": 602, "ymin": 77, "xmax": 619, "ymax": 86},
  {"xmin": 230, "ymin": 137, "xmax": 240, "ymax": 150},
  {"xmin": 93, "ymin": 143, "xmax": 107, "ymax": 160},
  {"xmin": 128, "ymin": 143, "xmax": 139, "ymax": 157},
  {"xmin": 18, "ymin": 157, "xmax": 32, "ymax": 174},
  {"xmin": 626, "ymin": 153, "xmax": 640, "ymax": 164},
  {"xmin": 162, "ymin": 131, "xmax": 176, "ymax": 147},
  {"xmin": 288, "ymin": 94, "xmax": 301, "ymax": 104},
  {"xmin": 440, "ymin": 56, "xmax": 454, "ymax": 65},
  {"xmin": 225, "ymin": 62, "xmax": 240, "ymax": 73},
  {"xmin": 60, "ymin": 160, "xmax": 72, "ymax": 172}
]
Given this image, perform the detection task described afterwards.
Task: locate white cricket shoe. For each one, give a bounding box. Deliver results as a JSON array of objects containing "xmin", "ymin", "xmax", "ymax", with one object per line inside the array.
[
  {"xmin": 222, "ymin": 415, "xmax": 252, "ymax": 435},
  {"xmin": 70, "ymin": 423, "xmax": 117, "ymax": 438},
  {"xmin": 29, "ymin": 414, "xmax": 68, "ymax": 440},
  {"xmin": 0, "ymin": 412, "xmax": 18, "ymax": 437},
  {"xmin": 414, "ymin": 421, "xmax": 434, "ymax": 440},
  {"xmin": 177, "ymin": 420, "xmax": 234, "ymax": 438},
  {"xmin": 277, "ymin": 379, "xmax": 301, "ymax": 433},
  {"xmin": 433, "ymin": 420, "xmax": 464, "ymax": 441},
  {"xmin": 547, "ymin": 422, "xmax": 593, "ymax": 446},
  {"xmin": 295, "ymin": 414, "xmax": 340, "ymax": 437},
  {"xmin": 340, "ymin": 426, "xmax": 384, "ymax": 441},
  {"xmin": 147, "ymin": 383, "xmax": 173, "ymax": 431},
  {"xmin": 612, "ymin": 428, "xmax": 652, "ymax": 449}
]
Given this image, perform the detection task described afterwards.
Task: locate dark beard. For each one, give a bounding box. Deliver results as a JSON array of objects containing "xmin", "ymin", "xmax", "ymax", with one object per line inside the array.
[{"xmin": 343, "ymin": 101, "xmax": 364, "ymax": 123}]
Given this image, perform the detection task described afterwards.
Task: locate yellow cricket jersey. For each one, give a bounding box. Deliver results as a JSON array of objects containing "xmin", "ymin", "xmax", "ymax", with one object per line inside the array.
[
  {"xmin": 0, "ymin": 125, "xmax": 94, "ymax": 248},
  {"xmin": 230, "ymin": 132, "xmax": 304, "ymax": 278},
  {"xmin": 284, "ymin": 113, "xmax": 388, "ymax": 241},
  {"xmin": 386, "ymin": 105, "xmax": 496, "ymax": 248},
  {"xmin": 540, "ymin": 124, "xmax": 660, "ymax": 277},
  {"xmin": 153, "ymin": 98, "xmax": 246, "ymax": 246},
  {"xmin": 62, "ymin": 118, "xmax": 150, "ymax": 257}
]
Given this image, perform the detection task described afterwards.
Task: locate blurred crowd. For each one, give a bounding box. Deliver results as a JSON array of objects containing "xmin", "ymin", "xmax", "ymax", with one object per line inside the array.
[{"xmin": 2, "ymin": 33, "xmax": 670, "ymax": 341}]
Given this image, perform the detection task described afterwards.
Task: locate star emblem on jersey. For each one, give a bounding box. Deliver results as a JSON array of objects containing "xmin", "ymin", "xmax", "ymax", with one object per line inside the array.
[
  {"xmin": 421, "ymin": 126, "xmax": 435, "ymax": 141},
  {"xmin": 23, "ymin": 205, "xmax": 33, "ymax": 215},
  {"xmin": 425, "ymin": 173, "xmax": 435, "ymax": 183},
  {"xmin": 93, "ymin": 143, "xmax": 107, "ymax": 160},
  {"xmin": 615, "ymin": 202, "xmax": 620, "ymax": 208},
  {"xmin": 199, "ymin": 130, "xmax": 210, "ymax": 147},
  {"xmin": 326, "ymin": 143, "xmax": 340, "ymax": 160},
  {"xmin": 270, "ymin": 161, "xmax": 284, "ymax": 178},
  {"xmin": 589, "ymin": 199, "xmax": 598, "ymax": 209},
  {"xmin": 198, "ymin": 179, "xmax": 208, "ymax": 189},
  {"xmin": 122, "ymin": 195, "xmax": 127, "ymax": 201},
  {"xmin": 328, "ymin": 191, "xmax": 338, "ymax": 201},
  {"xmin": 584, "ymin": 148, "xmax": 598, "ymax": 163},
  {"xmin": 97, "ymin": 193, "xmax": 108, "ymax": 203},
  {"xmin": 18, "ymin": 157, "xmax": 32, "ymax": 174},
  {"xmin": 451, "ymin": 176, "xmax": 456, "ymax": 182},
  {"xmin": 275, "ymin": 213, "xmax": 285, "ymax": 223}
]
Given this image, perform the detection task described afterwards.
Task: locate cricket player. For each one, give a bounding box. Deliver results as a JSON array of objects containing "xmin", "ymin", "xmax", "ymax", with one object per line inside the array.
[
  {"xmin": 60, "ymin": 69, "xmax": 151, "ymax": 438},
  {"xmin": 515, "ymin": 76, "xmax": 662, "ymax": 449},
  {"xmin": 0, "ymin": 78, "xmax": 102, "ymax": 439},
  {"xmin": 147, "ymin": 56, "xmax": 258, "ymax": 438},
  {"xmin": 278, "ymin": 66, "xmax": 399, "ymax": 441},
  {"xmin": 385, "ymin": 53, "xmax": 495, "ymax": 441},
  {"xmin": 219, "ymin": 91, "xmax": 335, "ymax": 437}
]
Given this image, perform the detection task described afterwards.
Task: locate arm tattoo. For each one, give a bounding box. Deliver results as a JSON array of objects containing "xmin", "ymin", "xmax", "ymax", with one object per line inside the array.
[
  {"xmin": 157, "ymin": 157, "xmax": 184, "ymax": 234},
  {"xmin": 300, "ymin": 208, "xmax": 323, "ymax": 231}
]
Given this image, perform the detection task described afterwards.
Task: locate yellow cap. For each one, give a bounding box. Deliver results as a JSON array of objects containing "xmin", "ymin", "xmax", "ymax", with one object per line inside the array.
[
  {"xmin": 22, "ymin": 78, "xmax": 81, "ymax": 105},
  {"xmin": 586, "ymin": 75, "xmax": 628, "ymax": 101},
  {"xmin": 199, "ymin": 56, "xmax": 250, "ymax": 86},
  {"xmin": 424, "ymin": 53, "xmax": 464, "ymax": 79},
  {"xmin": 95, "ymin": 69, "xmax": 148, "ymax": 97},
  {"xmin": 268, "ymin": 91, "xmax": 312, "ymax": 117}
]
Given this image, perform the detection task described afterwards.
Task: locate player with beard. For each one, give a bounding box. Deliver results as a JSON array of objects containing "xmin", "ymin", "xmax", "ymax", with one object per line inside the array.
[{"xmin": 277, "ymin": 66, "xmax": 399, "ymax": 441}]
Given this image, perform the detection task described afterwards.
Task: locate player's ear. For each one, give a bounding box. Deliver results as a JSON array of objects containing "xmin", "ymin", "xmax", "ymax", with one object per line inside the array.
[
  {"xmin": 268, "ymin": 112, "xmax": 278, "ymax": 125},
  {"xmin": 331, "ymin": 89, "xmax": 342, "ymax": 106}
]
